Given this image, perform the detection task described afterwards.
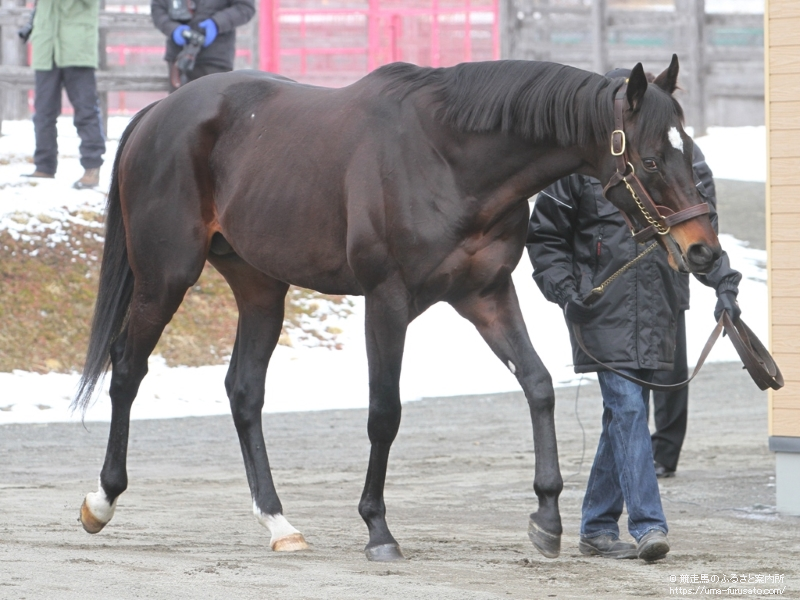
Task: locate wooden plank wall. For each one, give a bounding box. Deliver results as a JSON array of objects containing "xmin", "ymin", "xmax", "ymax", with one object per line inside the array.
[
  {"xmin": 505, "ymin": 0, "xmax": 765, "ymax": 132},
  {"xmin": 767, "ymin": 0, "xmax": 800, "ymax": 437}
]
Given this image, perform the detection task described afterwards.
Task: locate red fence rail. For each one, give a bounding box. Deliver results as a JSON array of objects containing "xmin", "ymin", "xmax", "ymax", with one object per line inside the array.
[{"xmin": 259, "ymin": 0, "xmax": 500, "ymax": 88}]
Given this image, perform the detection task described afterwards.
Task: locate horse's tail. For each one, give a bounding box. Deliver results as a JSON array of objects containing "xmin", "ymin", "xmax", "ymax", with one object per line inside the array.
[{"xmin": 73, "ymin": 102, "xmax": 159, "ymax": 414}]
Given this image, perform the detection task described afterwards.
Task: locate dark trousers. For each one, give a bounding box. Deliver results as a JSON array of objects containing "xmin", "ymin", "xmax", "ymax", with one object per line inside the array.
[
  {"xmin": 33, "ymin": 66, "xmax": 106, "ymax": 174},
  {"xmin": 649, "ymin": 309, "xmax": 688, "ymax": 471},
  {"xmin": 167, "ymin": 61, "xmax": 231, "ymax": 92}
]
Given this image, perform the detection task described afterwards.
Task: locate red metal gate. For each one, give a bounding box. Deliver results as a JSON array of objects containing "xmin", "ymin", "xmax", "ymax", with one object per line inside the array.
[{"xmin": 259, "ymin": 0, "xmax": 500, "ymax": 88}]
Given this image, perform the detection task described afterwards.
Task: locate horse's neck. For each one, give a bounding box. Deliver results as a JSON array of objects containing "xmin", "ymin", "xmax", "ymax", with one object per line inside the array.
[{"xmin": 443, "ymin": 131, "xmax": 599, "ymax": 201}]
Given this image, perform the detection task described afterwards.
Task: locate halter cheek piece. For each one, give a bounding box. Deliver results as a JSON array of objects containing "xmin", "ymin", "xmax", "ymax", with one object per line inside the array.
[{"xmin": 601, "ymin": 82, "xmax": 709, "ymax": 244}]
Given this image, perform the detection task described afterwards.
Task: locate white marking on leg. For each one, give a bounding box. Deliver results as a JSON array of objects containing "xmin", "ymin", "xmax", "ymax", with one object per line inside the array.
[
  {"xmin": 668, "ymin": 127, "xmax": 683, "ymax": 153},
  {"xmin": 508, "ymin": 360, "xmax": 516, "ymax": 374},
  {"xmin": 253, "ymin": 502, "xmax": 300, "ymax": 547},
  {"xmin": 85, "ymin": 479, "xmax": 117, "ymax": 524}
]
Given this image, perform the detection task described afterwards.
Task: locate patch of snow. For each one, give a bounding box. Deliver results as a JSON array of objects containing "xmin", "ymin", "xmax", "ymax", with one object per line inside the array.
[
  {"xmin": 0, "ymin": 118, "xmax": 769, "ymax": 424},
  {"xmin": 692, "ymin": 126, "xmax": 766, "ymax": 182}
]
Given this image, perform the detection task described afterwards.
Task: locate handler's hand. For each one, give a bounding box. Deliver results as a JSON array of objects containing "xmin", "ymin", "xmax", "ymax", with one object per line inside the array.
[
  {"xmin": 564, "ymin": 296, "xmax": 594, "ymax": 325},
  {"xmin": 199, "ymin": 19, "xmax": 218, "ymax": 47},
  {"xmin": 714, "ymin": 290, "xmax": 741, "ymax": 323},
  {"xmin": 172, "ymin": 25, "xmax": 190, "ymax": 46}
]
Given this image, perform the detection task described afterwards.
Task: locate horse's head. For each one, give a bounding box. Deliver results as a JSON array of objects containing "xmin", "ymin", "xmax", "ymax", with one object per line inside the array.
[{"xmin": 598, "ymin": 55, "xmax": 721, "ymax": 274}]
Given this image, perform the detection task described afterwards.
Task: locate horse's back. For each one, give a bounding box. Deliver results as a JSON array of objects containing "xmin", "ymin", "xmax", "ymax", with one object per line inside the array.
[{"xmin": 120, "ymin": 70, "xmax": 395, "ymax": 294}]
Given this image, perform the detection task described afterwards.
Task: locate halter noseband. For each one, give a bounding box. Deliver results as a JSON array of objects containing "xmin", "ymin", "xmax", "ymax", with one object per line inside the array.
[{"xmin": 602, "ymin": 83, "xmax": 709, "ymax": 244}]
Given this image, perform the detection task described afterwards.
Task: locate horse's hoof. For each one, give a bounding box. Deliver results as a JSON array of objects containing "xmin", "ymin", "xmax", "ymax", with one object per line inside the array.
[
  {"xmin": 365, "ymin": 543, "xmax": 405, "ymax": 562},
  {"xmin": 528, "ymin": 517, "xmax": 561, "ymax": 558},
  {"xmin": 80, "ymin": 498, "xmax": 108, "ymax": 534},
  {"xmin": 271, "ymin": 533, "xmax": 310, "ymax": 552}
]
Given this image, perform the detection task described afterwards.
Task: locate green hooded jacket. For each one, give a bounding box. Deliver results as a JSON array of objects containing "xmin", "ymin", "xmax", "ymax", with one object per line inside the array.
[{"xmin": 30, "ymin": 0, "xmax": 99, "ymax": 70}]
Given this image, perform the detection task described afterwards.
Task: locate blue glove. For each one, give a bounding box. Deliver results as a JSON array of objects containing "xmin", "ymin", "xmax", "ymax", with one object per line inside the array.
[
  {"xmin": 564, "ymin": 296, "xmax": 594, "ymax": 325},
  {"xmin": 199, "ymin": 19, "xmax": 218, "ymax": 47},
  {"xmin": 172, "ymin": 25, "xmax": 190, "ymax": 46}
]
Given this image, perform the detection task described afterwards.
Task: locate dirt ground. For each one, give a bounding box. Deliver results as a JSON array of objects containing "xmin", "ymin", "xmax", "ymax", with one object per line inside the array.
[
  {"xmin": 0, "ymin": 361, "xmax": 797, "ymax": 599},
  {"xmin": 3, "ymin": 179, "xmax": 796, "ymax": 599}
]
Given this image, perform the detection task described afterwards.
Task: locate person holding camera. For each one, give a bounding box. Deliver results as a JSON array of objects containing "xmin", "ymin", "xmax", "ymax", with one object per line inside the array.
[
  {"xmin": 151, "ymin": 0, "xmax": 255, "ymax": 91},
  {"xmin": 23, "ymin": 0, "xmax": 106, "ymax": 189}
]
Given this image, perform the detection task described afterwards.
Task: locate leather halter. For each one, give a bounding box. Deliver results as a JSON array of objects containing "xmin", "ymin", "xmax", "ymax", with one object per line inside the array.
[{"xmin": 602, "ymin": 83, "xmax": 709, "ymax": 244}]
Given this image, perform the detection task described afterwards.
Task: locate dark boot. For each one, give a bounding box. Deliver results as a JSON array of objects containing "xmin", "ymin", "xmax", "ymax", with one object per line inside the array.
[
  {"xmin": 579, "ymin": 534, "xmax": 638, "ymax": 559},
  {"xmin": 637, "ymin": 529, "xmax": 670, "ymax": 561}
]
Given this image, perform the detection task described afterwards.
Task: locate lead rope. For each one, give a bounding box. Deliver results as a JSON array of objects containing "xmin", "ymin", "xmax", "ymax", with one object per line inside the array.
[{"xmin": 571, "ymin": 308, "xmax": 783, "ymax": 392}]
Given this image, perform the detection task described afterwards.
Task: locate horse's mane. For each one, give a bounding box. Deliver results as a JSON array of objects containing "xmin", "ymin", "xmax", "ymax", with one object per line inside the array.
[{"xmin": 374, "ymin": 61, "xmax": 683, "ymax": 148}]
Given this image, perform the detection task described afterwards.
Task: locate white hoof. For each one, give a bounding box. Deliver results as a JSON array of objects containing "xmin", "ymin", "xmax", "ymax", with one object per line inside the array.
[
  {"xmin": 80, "ymin": 483, "xmax": 117, "ymax": 534},
  {"xmin": 253, "ymin": 504, "xmax": 309, "ymax": 551}
]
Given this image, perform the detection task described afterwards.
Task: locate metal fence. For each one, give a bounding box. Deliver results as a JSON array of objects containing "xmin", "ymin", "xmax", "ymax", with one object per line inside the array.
[{"xmin": 260, "ymin": 0, "xmax": 500, "ymax": 88}]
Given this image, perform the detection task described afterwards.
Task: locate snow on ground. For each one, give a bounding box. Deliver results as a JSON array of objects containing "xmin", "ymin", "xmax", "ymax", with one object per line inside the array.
[
  {"xmin": 693, "ymin": 126, "xmax": 767, "ymax": 182},
  {"xmin": 0, "ymin": 118, "xmax": 768, "ymax": 424}
]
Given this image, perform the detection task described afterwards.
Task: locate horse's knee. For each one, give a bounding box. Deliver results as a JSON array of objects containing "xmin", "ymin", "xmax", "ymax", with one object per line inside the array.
[
  {"xmin": 366, "ymin": 396, "xmax": 402, "ymax": 443},
  {"xmin": 229, "ymin": 383, "xmax": 264, "ymax": 429},
  {"xmin": 524, "ymin": 373, "xmax": 556, "ymax": 412}
]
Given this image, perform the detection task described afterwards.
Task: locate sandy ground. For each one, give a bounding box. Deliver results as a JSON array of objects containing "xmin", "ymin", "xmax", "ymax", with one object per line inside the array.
[
  {"xmin": 3, "ymin": 179, "xmax": 795, "ymax": 599},
  {"xmin": 0, "ymin": 362, "xmax": 797, "ymax": 599}
]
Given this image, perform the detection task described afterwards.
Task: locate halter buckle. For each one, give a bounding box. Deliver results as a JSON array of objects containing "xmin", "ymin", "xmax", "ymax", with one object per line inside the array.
[{"xmin": 610, "ymin": 129, "xmax": 626, "ymax": 156}]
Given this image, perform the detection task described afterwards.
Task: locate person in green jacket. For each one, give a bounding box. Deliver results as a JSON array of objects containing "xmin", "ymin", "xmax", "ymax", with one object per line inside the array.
[{"xmin": 24, "ymin": 0, "xmax": 106, "ymax": 189}]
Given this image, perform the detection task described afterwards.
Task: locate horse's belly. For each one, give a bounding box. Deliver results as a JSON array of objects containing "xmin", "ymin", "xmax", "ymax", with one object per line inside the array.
[{"xmin": 219, "ymin": 210, "xmax": 362, "ymax": 295}]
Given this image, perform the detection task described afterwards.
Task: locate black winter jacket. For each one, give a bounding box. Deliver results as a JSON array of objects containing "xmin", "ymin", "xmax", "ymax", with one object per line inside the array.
[
  {"xmin": 526, "ymin": 145, "xmax": 741, "ymax": 374},
  {"xmin": 151, "ymin": 0, "xmax": 255, "ymax": 70}
]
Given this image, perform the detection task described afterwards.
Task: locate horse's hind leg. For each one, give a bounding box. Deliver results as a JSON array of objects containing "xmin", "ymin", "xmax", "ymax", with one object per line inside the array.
[
  {"xmin": 451, "ymin": 279, "xmax": 563, "ymax": 558},
  {"xmin": 207, "ymin": 251, "xmax": 308, "ymax": 552},
  {"xmin": 80, "ymin": 268, "xmax": 203, "ymax": 533}
]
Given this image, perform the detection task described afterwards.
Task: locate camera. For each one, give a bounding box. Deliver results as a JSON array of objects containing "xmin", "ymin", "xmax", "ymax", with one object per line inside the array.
[
  {"xmin": 168, "ymin": 0, "xmax": 193, "ymax": 23},
  {"xmin": 17, "ymin": 9, "xmax": 35, "ymax": 42},
  {"xmin": 181, "ymin": 28, "xmax": 206, "ymax": 48}
]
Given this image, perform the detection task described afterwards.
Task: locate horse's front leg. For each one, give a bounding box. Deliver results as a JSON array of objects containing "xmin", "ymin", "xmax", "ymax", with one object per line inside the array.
[
  {"xmin": 358, "ymin": 286, "xmax": 410, "ymax": 562},
  {"xmin": 451, "ymin": 278, "xmax": 564, "ymax": 558}
]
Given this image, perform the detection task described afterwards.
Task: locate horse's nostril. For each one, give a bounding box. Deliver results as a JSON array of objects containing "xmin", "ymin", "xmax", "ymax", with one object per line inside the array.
[{"xmin": 686, "ymin": 243, "xmax": 714, "ymax": 265}]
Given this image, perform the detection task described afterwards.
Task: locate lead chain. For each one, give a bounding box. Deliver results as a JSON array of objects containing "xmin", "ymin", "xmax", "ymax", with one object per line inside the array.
[
  {"xmin": 623, "ymin": 177, "xmax": 670, "ymax": 235},
  {"xmin": 589, "ymin": 241, "xmax": 660, "ymax": 297}
]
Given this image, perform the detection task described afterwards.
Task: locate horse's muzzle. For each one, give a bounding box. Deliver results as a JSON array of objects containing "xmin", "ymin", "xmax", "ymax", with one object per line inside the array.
[{"xmin": 684, "ymin": 242, "xmax": 720, "ymax": 274}]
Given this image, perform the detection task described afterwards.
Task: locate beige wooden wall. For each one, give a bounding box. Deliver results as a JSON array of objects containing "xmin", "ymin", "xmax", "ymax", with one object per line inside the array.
[{"xmin": 766, "ymin": 0, "xmax": 800, "ymax": 437}]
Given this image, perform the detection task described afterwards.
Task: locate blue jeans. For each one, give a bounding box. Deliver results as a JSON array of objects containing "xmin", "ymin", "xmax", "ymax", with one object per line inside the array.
[{"xmin": 581, "ymin": 370, "xmax": 668, "ymax": 542}]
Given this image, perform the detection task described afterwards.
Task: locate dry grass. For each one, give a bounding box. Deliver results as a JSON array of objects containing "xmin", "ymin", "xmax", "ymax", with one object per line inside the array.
[{"xmin": 0, "ymin": 210, "xmax": 354, "ymax": 373}]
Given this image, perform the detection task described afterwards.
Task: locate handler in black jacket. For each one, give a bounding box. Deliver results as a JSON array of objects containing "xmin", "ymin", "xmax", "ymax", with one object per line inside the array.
[
  {"xmin": 151, "ymin": 0, "xmax": 255, "ymax": 88},
  {"xmin": 527, "ymin": 141, "xmax": 741, "ymax": 561}
]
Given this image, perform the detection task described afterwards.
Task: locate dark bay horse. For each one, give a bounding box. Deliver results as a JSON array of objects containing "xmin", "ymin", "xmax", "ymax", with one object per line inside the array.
[{"xmin": 74, "ymin": 55, "xmax": 721, "ymax": 561}]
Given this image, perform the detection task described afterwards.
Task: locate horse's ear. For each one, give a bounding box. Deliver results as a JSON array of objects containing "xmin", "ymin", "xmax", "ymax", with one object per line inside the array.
[
  {"xmin": 626, "ymin": 63, "xmax": 648, "ymax": 112},
  {"xmin": 653, "ymin": 54, "xmax": 680, "ymax": 94}
]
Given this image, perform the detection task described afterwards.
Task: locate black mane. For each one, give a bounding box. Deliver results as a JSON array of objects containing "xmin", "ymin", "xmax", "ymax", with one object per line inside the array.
[{"xmin": 374, "ymin": 60, "xmax": 682, "ymax": 149}]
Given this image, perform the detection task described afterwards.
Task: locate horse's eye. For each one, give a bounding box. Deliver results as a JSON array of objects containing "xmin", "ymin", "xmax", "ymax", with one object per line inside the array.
[{"xmin": 643, "ymin": 158, "xmax": 658, "ymax": 171}]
